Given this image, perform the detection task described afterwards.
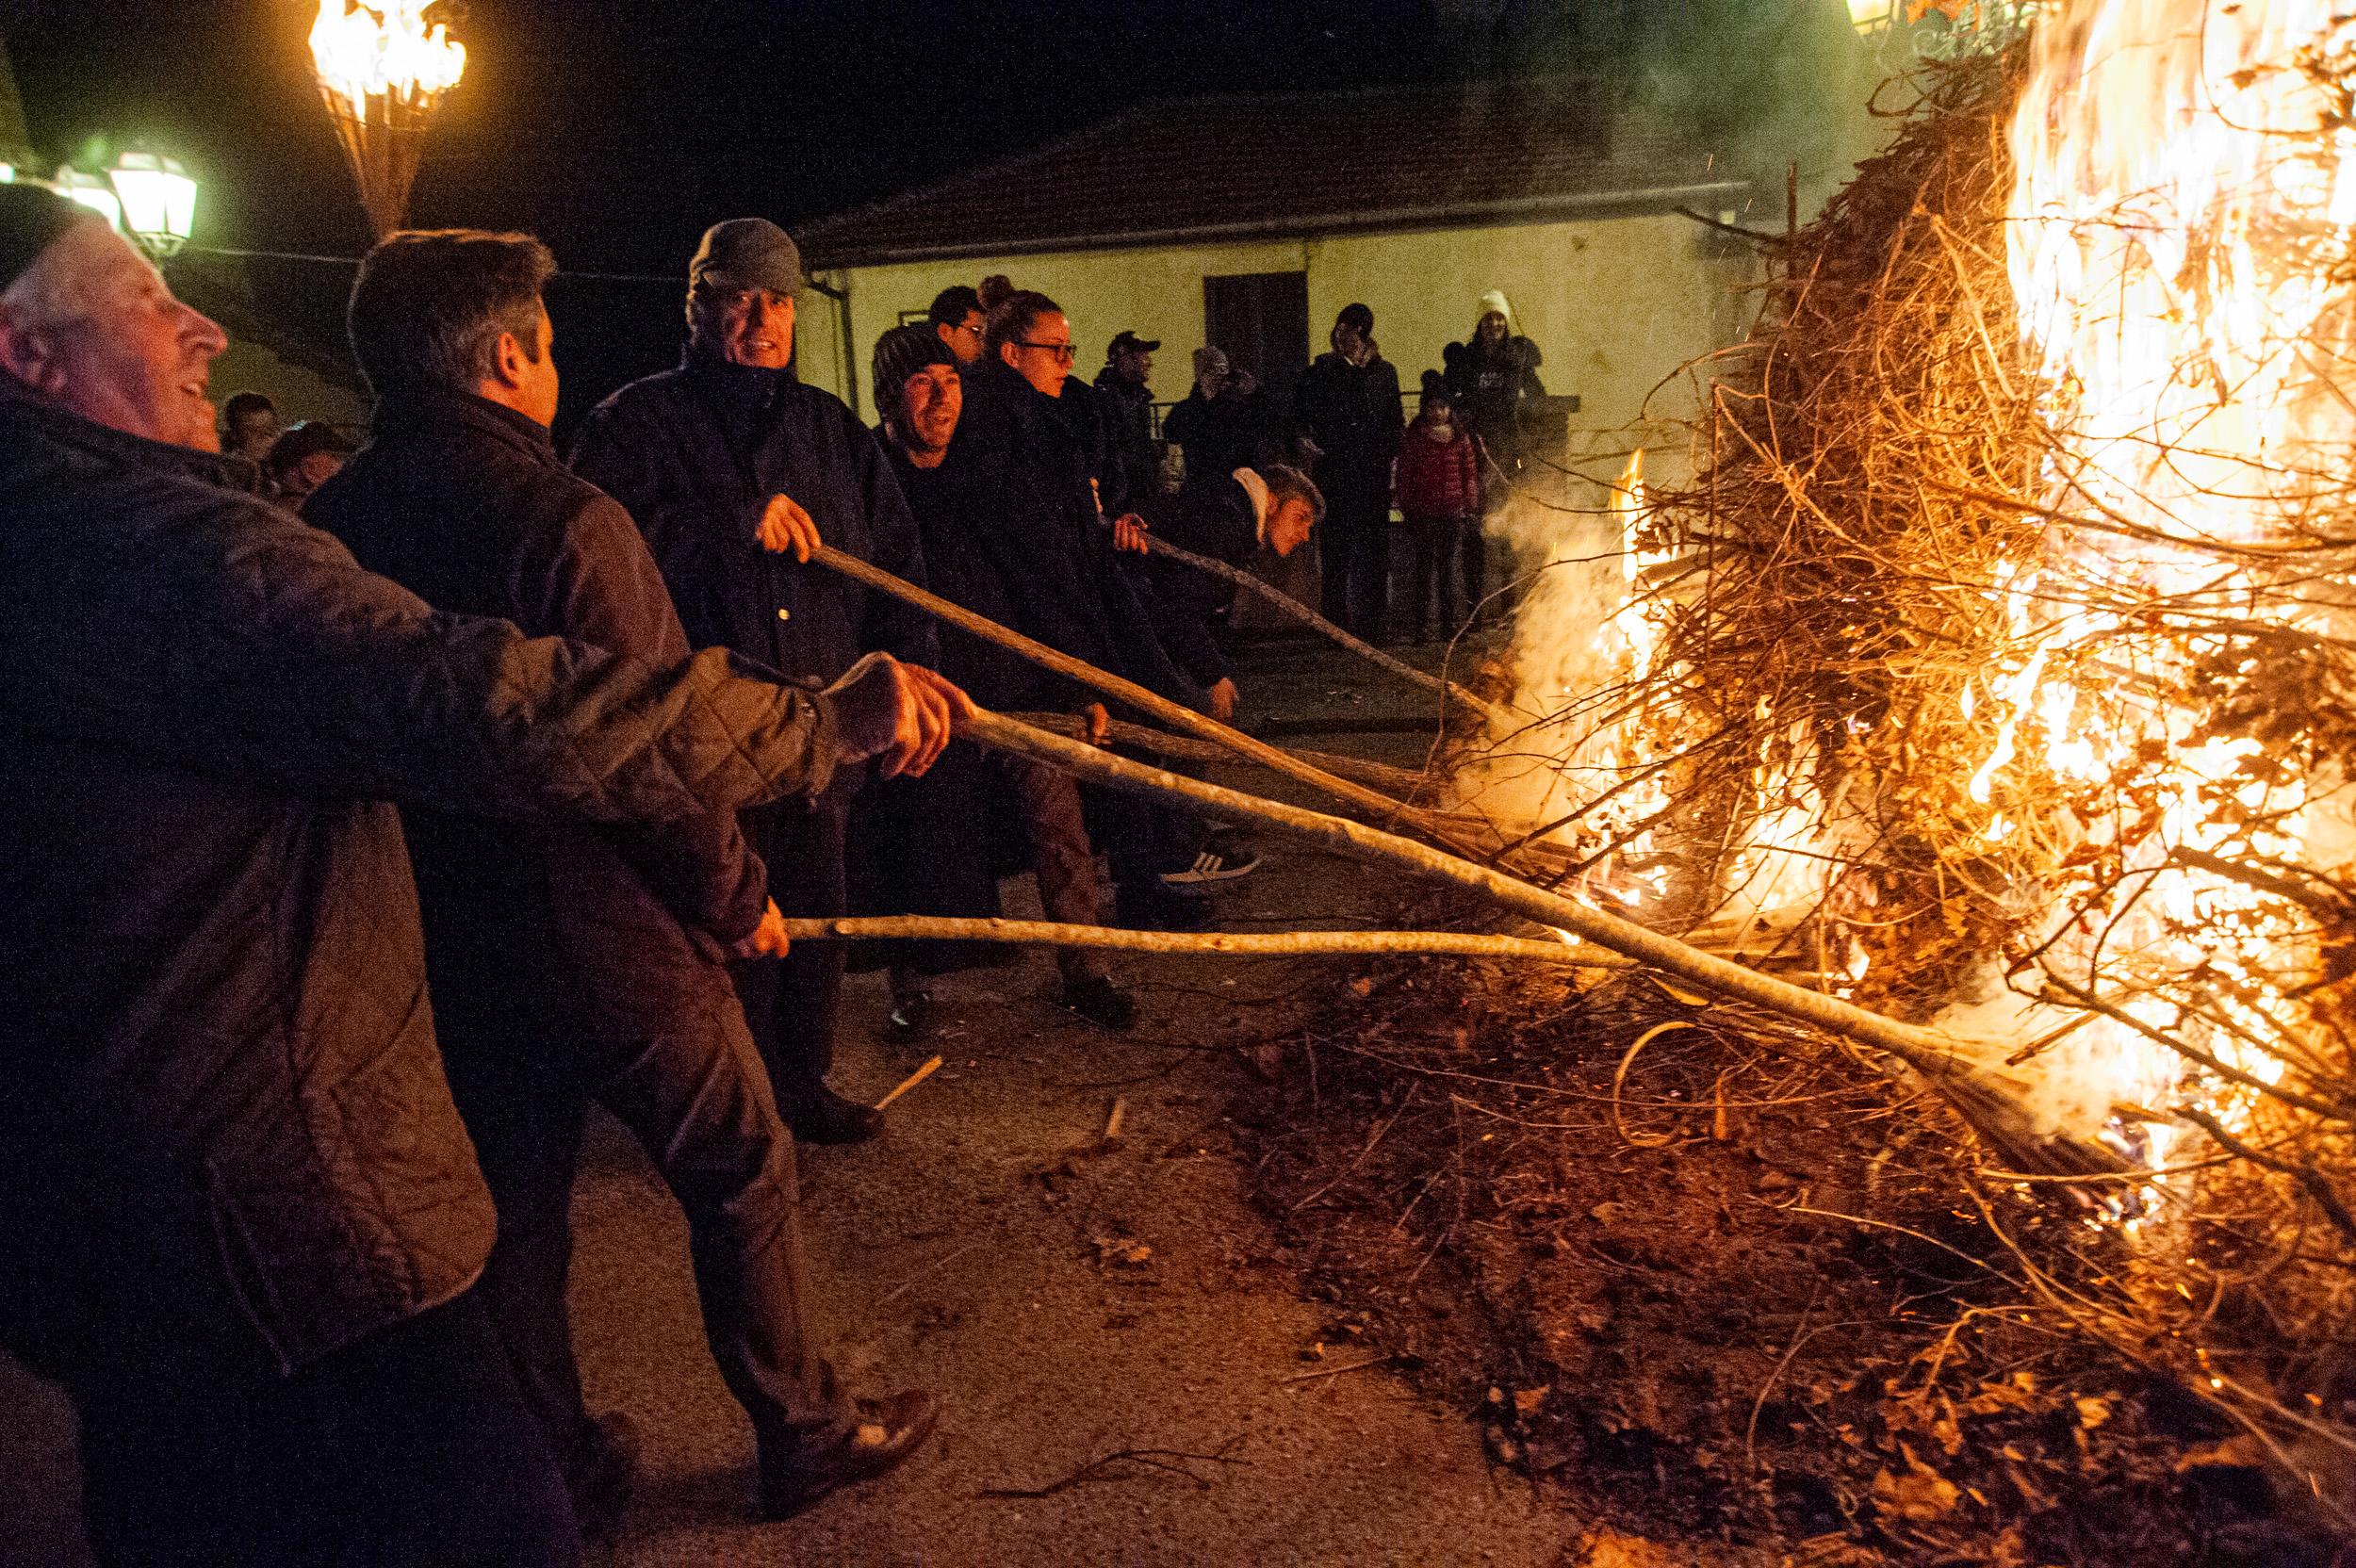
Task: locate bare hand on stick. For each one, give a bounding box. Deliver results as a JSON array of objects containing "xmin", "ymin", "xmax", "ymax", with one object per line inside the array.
[
  {"xmin": 875, "ymin": 661, "xmax": 973, "ymax": 778},
  {"xmin": 755, "ymin": 492, "xmax": 822, "ymax": 561}
]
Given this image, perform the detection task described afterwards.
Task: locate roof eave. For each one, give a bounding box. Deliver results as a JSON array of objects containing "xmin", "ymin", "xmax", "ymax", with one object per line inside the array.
[{"xmin": 801, "ymin": 177, "xmax": 1759, "ymax": 272}]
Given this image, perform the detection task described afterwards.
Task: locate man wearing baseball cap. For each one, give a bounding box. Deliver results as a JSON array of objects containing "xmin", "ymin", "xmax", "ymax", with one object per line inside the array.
[
  {"xmin": 572, "ymin": 220, "xmax": 941, "ymax": 1148},
  {"xmin": 0, "ymin": 185, "xmax": 964, "ymax": 1564},
  {"xmin": 1092, "ymin": 329, "xmax": 1160, "ymax": 513}
]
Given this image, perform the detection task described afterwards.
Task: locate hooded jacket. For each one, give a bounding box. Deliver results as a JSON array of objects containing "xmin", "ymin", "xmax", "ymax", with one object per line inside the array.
[
  {"xmin": 0, "ymin": 377, "xmax": 878, "ymax": 1383},
  {"xmin": 569, "ymin": 347, "xmax": 939, "ymax": 684}
]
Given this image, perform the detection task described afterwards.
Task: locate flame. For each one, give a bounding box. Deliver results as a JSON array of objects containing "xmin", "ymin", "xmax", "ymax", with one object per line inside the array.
[
  {"xmin": 309, "ymin": 1, "xmax": 466, "ymax": 119},
  {"xmin": 1965, "ymin": 0, "xmax": 2356, "ymax": 1154}
]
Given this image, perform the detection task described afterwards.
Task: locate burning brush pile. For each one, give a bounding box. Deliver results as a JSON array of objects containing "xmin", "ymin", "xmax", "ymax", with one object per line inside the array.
[{"xmin": 1262, "ymin": 0, "xmax": 2356, "ymax": 1556}]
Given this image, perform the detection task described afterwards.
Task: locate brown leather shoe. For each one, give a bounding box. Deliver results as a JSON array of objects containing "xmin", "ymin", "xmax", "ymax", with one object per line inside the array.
[{"xmin": 760, "ymin": 1392, "xmax": 939, "ymax": 1520}]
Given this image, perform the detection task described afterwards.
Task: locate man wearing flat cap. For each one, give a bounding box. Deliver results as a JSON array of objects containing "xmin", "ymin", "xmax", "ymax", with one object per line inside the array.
[
  {"xmin": 0, "ymin": 184, "xmax": 963, "ymax": 1564},
  {"xmin": 572, "ymin": 218, "xmax": 939, "ymax": 1147}
]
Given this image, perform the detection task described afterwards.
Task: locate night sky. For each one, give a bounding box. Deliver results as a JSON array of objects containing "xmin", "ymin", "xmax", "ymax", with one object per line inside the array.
[{"xmin": 2, "ymin": 1, "xmax": 1854, "ymax": 421}]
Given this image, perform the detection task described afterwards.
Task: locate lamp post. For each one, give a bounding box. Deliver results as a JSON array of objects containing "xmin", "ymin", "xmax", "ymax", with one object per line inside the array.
[{"xmin": 107, "ymin": 150, "xmax": 199, "ymax": 258}]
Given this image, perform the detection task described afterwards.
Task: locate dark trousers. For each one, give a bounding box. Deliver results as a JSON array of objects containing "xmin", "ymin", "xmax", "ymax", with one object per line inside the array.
[
  {"xmin": 1000, "ymin": 751, "xmax": 1112, "ymax": 986},
  {"xmin": 1402, "ymin": 513, "xmax": 1475, "ymax": 640},
  {"xmin": 735, "ymin": 789, "xmax": 853, "ymax": 1117},
  {"xmin": 73, "ymin": 1289, "xmax": 580, "ymax": 1568},
  {"xmin": 441, "ymin": 969, "xmax": 854, "ymax": 1494},
  {"xmin": 1316, "ymin": 472, "xmax": 1394, "ymax": 639}
]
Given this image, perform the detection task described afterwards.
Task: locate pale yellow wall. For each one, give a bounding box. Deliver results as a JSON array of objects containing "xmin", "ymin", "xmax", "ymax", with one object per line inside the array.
[{"xmin": 806, "ymin": 215, "xmax": 1757, "ymax": 449}]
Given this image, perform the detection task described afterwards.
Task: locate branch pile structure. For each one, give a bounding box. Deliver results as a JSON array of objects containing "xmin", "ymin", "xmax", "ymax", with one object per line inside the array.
[{"xmin": 1481, "ymin": 46, "xmax": 2356, "ymax": 1479}]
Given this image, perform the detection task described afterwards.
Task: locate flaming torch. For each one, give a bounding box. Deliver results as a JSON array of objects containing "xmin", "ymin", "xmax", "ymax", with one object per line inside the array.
[{"xmin": 306, "ymin": 1, "xmax": 466, "ymax": 240}]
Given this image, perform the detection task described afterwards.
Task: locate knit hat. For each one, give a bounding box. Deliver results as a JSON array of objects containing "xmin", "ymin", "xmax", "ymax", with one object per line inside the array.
[
  {"xmin": 1476, "ymin": 289, "xmax": 1516, "ymax": 334},
  {"xmin": 689, "ymin": 218, "xmax": 802, "ymax": 296},
  {"xmin": 1335, "ymin": 302, "xmax": 1374, "ymax": 337},
  {"xmin": 0, "ymin": 182, "xmax": 97, "ymax": 294},
  {"xmin": 871, "ymin": 322, "xmax": 955, "ymax": 411}
]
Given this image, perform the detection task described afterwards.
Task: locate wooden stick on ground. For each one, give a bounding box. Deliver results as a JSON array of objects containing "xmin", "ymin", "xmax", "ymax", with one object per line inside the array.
[
  {"xmin": 810, "ymin": 545, "xmax": 1467, "ymax": 849},
  {"xmin": 874, "ymin": 1054, "xmax": 941, "ymax": 1112},
  {"xmin": 782, "ymin": 915, "xmax": 1633, "ymax": 969},
  {"xmin": 1137, "ymin": 531, "xmax": 1517, "ymax": 729},
  {"xmin": 960, "ymin": 708, "xmax": 2129, "ymax": 1178}
]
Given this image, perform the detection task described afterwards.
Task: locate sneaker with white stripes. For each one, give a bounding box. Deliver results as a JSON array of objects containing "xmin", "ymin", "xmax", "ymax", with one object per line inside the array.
[{"xmin": 1159, "ymin": 848, "xmax": 1262, "ymax": 891}]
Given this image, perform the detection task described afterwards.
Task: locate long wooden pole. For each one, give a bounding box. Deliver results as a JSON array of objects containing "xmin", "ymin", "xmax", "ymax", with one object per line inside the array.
[
  {"xmin": 1136, "ymin": 531, "xmax": 1517, "ymax": 729},
  {"xmin": 1010, "ymin": 710, "xmax": 1433, "ymax": 799},
  {"xmin": 782, "ymin": 915, "xmax": 1632, "ymax": 968},
  {"xmin": 810, "ymin": 545, "xmax": 1464, "ymax": 846},
  {"xmin": 961, "ymin": 708, "xmax": 2128, "ymax": 1177}
]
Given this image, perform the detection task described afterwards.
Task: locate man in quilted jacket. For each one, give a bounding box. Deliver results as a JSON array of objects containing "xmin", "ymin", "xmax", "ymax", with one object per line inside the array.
[{"xmin": 0, "ymin": 185, "xmax": 965, "ymax": 1566}]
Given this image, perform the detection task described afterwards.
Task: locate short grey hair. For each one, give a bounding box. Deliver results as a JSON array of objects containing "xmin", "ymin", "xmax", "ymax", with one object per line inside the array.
[
  {"xmin": 1261, "ymin": 463, "xmax": 1325, "ymax": 525},
  {"xmin": 346, "ymin": 229, "xmax": 556, "ymax": 400}
]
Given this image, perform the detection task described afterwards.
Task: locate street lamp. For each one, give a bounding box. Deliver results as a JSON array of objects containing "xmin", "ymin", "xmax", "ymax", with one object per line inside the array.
[
  {"xmin": 106, "ymin": 151, "xmax": 198, "ymax": 258},
  {"xmin": 52, "ymin": 165, "xmax": 122, "ymax": 232}
]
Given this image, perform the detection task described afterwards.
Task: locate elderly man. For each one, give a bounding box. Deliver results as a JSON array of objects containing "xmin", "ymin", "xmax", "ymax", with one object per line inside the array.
[
  {"xmin": 306, "ymin": 230, "xmax": 940, "ymax": 1533},
  {"xmin": 572, "ymin": 219, "xmax": 940, "ymax": 1147},
  {"xmin": 0, "ymin": 184, "xmax": 962, "ymax": 1566},
  {"xmin": 860, "ymin": 322, "xmax": 1137, "ymax": 1028}
]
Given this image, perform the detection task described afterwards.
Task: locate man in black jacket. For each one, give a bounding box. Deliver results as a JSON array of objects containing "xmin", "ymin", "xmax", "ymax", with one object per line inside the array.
[
  {"xmin": 863, "ymin": 323, "xmax": 1135, "ymax": 1027},
  {"xmin": 1292, "ymin": 302, "xmax": 1403, "ymax": 639},
  {"xmin": 572, "ymin": 219, "xmax": 940, "ymax": 1146},
  {"xmin": 1148, "ymin": 461, "xmax": 1326, "ymax": 716},
  {"xmin": 1091, "ymin": 329, "xmax": 1158, "ymax": 514},
  {"xmin": 307, "ymin": 230, "xmax": 939, "ymax": 1530},
  {"xmin": 0, "ymin": 186, "xmax": 963, "ymax": 1566}
]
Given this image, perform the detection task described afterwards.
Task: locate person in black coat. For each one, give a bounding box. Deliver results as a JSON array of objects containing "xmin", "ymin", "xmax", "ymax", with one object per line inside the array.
[
  {"xmin": 856, "ymin": 324, "xmax": 1137, "ymax": 1028},
  {"xmin": 1162, "ymin": 345, "xmax": 1270, "ymax": 484},
  {"xmin": 307, "ymin": 231, "xmax": 943, "ymax": 1528},
  {"xmin": 570, "ymin": 219, "xmax": 940, "ymax": 1147},
  {"xmin": 1292, "ymin": 302, "xmax": 1403, "ymax": 640},
  {"xmin": 957, "ymin": 290, "xmax": 1237, "ymax": 922},
  {"xmin": 0, "ymin": 188, "xmax": 962, "ymax": 1566},
  {"xmin": 1147, "ymin": 462, "xmax": 1327, "ymax": 715},
  {"xmin": 1441, "ymin": 289, "xmax": 1546, "ymax": 612}
]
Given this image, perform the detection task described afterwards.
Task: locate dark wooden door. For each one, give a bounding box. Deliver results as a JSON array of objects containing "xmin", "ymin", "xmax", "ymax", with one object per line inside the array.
[{"xmin": 1203, "ymin": 270, "xmax": 1309, "ymax": 412}]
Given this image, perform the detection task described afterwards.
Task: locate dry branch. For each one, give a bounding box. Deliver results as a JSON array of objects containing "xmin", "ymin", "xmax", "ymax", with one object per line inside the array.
[
  {"xmin": 962, "ymin": 708, "xmax": 2127, "ymax": 1177},
  {"xmin": 1009, "ymin": 710, "xmax": 1435, "ymax": 799},
  {"xmin": 780, "ymin": 915, "xmax": 1632, "ymax": 969},
  {"xmin": 1137, "ymin": 531, "xmax": 1516, "ymax": 727}
]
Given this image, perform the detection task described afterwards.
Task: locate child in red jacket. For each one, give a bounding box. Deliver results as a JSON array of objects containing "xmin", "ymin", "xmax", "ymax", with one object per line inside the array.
[{"xmin": 1392, "ymin": 376, "xmax": 1483, "ymax": 643}]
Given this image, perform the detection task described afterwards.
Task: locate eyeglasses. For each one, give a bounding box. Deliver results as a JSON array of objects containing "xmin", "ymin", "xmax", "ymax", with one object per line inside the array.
[{"xmin": 1014, "ymin": 340, "xmax": 1077, "ymax": 364}]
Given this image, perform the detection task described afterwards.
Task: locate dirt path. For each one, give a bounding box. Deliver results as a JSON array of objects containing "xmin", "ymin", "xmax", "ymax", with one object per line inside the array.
[{"xmin": 585, "ymin": 751, "xmax": 1574, "ymax": 1564}]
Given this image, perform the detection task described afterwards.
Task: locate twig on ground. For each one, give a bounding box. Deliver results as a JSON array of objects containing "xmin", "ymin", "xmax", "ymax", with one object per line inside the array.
[{"xmin": 976, "ymin": 1435, "xmax": 1248, "ymax": 1499}]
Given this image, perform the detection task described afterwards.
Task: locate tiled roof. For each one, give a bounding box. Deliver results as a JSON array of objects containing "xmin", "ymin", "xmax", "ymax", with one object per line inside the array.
[{"xmin": 795, "ymin": 81, "xmax": 1750, "ymax": 270}]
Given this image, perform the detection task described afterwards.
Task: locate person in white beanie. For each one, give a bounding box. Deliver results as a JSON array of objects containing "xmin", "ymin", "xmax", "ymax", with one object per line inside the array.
[{"xmin": 1441, "ymin": 290, "xmax": 1546, "ymax": 616}]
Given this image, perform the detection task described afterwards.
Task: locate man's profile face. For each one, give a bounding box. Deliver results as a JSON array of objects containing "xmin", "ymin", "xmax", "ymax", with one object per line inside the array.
[
  {"xmin": 1001, "ymin": 309, "xmax": 1073, "ymax": 398},
  {"xmin": 6, "ymin": 222, "xmax": 231, "ymax": 452},
  {"xmin": 1118, "ymin": 348, "xmax": 1152, "ymax": 385},
  {"xmin": 518, "ymin": 302, "xmax": 561, "ymax": 428},
  {"xmin": 1268, "ymin": 498, "xmax": 1316, "ymax": 558},
  {"xmin": 707, "ymin": 282, "xmax": 795, "ymax": 368},
  {"xmin": 936, "ymin": 309, "xmax": 985, "ymax": 366},
  {"xmin": 900, "ymin": 363, "xmax": 961, "ymax": 452}
]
